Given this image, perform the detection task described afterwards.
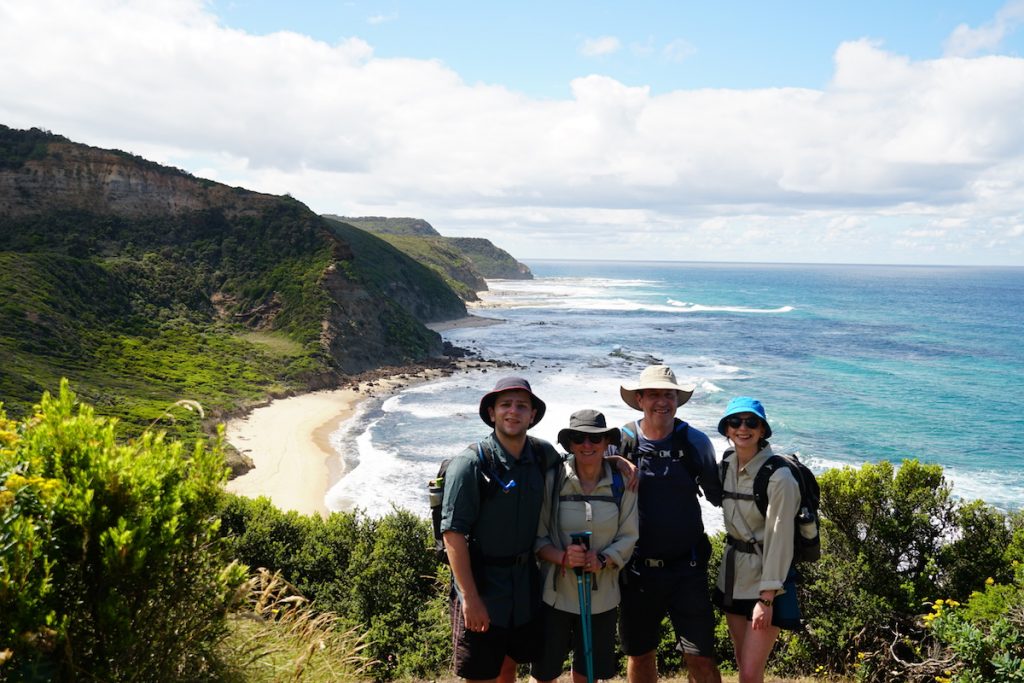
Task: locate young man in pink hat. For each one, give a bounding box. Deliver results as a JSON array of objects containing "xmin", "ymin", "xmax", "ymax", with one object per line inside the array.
[
  {"xmin": 616, "ymin": 365, "xmax": 724, "ymax": 683},
  {"xmin": 440, "ymin": 376, "xmax": 561, "ymax": 683}
]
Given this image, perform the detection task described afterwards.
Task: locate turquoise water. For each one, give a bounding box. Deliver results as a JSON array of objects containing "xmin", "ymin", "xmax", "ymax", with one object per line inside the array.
[{"xmin": 326, "ymin": 261, "xmax": 1024, "ymax": 521}]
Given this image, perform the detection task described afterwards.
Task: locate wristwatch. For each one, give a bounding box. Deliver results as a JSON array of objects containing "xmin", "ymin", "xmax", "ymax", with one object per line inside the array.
[
  {"xmin": 597, "ymin": 553, "xmax": 608, "ymax": 569},
  {"xmin": 757, "ymin": 597, "xmax": 774, "ymax": 607}
]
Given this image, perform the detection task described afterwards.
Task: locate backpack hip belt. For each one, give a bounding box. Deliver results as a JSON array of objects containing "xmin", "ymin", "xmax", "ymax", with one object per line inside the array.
[
  {"xmin": 726, "ymin": 535, "xmax": 760, "ymax": 554},
  {"xmin": 636, "ymin": 545, "xmax": 700, "ymax": 569}
]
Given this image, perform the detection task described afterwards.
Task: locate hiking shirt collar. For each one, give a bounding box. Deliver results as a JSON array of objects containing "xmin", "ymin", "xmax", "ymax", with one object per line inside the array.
[
  {"xmin": 488, "ymin": 431, "xmax": 536, "ymax": 469},
  {"xmin": 732, "ymin": 443, "xmax": 775, "ymax": 474},
  {"xmin": 637, "ymin": 415, "xmax": 675, "ymax": 442}
]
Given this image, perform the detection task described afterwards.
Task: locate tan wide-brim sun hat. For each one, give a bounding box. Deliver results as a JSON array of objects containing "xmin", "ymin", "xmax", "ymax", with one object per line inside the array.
[{"xmin": 619, "ymin": 364, "xmax": 695, "ymax": 411}]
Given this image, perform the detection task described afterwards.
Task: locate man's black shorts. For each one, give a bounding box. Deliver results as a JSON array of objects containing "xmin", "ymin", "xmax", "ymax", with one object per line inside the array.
[
  {"xmin": 618, "ymin": 570, "xmax": 717, "ymax": 657},
  {"xmin": 450, "ymin": 592, "xmax": 542, "ymax": 679}
]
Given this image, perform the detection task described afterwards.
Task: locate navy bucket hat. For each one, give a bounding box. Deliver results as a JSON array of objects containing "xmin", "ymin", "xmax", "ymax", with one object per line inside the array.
[
  {"xmin": 717, "ymin": 396, "xmax": 772, "ymax": 439},
  {"xmin": 478, "ymin": 376, "xmax": 547, "ymax": 427}
]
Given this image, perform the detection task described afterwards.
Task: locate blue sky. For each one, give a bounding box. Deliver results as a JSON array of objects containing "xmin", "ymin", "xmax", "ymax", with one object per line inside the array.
[
  {"xmin": 2, "ymin": 0, "xmax": 1024, "ymax": 265},
  {"xmin": 212, "ymin": 1, "xmax": 1023, "ymax": 94}
]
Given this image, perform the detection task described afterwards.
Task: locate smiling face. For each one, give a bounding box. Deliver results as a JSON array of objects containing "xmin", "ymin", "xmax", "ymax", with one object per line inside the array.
[
  {"xmin": 487, "ymin": 389, "xmax": 537, "ymax": 440},
  {"xmin": 568, "ymin": 433, "xmax": 608, "ymax": 459},
  {"xmin": 725, "ymin": 412, "xmax": 767, "ymax": 452},
  {"xmin": 637, "ymin": 388, "xmax": 678, "ymax": 429}
]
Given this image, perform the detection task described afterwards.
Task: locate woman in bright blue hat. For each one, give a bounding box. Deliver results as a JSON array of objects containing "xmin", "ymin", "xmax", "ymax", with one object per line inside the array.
[{"xmin": 714, "ymin": 397, "xmax": 801, "ymax": 683}]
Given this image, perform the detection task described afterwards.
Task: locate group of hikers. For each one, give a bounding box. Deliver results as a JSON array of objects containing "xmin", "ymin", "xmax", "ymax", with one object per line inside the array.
[{"xmin": 438, "ymin": 364, "xmax": 804, "ymax": 683}]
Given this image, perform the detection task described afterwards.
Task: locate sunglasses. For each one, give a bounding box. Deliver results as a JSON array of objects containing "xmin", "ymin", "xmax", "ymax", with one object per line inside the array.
[
  {"xmin": 569, "ymin": 433, "xmax": 606, "ymax": 445},
  {"xmin": 725, "ymin": 416, "xmax": 763, "ymax": 430}
]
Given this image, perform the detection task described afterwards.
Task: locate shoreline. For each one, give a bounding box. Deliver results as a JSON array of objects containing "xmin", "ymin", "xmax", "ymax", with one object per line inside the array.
[{"xmin": 225, "ymin": 315, "xmax": 507, "ymax": 516}]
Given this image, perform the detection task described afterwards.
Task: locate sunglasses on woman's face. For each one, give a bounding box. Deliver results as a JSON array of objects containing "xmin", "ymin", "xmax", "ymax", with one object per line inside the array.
[
  {"xmin": 570, "ymin": 433, "xmax": 606, "ymax": 445},
  {"xmin": 725, "ymin": 416, "xmax": 762, "ymax": 430}
]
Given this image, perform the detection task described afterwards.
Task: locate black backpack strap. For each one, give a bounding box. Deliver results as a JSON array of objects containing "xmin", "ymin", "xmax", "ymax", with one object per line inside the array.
[
  {"xmin": 670, "ymin": 419, "xmax": 701, "ymax": 483},
  {"xmin": 751, "ymin": 455, "xmax": 787, "ymax": 517},
  {"xmin": 720, "ymin": 453, "xmax": 758, "ymax": 505}
]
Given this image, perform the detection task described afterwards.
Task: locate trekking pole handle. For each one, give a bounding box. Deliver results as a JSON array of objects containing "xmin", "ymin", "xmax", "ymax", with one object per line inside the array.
[{"xmin": 570, "ymin": 531, "xmax": 592, "ymax": 576}]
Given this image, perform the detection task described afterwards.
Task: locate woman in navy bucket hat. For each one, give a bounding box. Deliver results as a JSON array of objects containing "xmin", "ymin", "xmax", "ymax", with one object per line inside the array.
[{"xmin": 714, "ymin": 397, "xmax": 801, "ymax": 683}]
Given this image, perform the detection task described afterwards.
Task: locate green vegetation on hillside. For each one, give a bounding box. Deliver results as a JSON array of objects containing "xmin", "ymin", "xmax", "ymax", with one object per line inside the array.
[
  {"xmin": 0, "ymin": 126, "xmax": 68, "ymax": 169},
  {"xmin": 0, "ymin": 226, "xmax": 332, "ymax": 440},
  {"xmin": 327, "ymin": 215, "xmax": 440, "ymax": 237},
  {"xmin": 0, "ymin": 125, "xmax": 475, "ymax": 439},
  {"xmin": 325, "ymin": 218, "xmax": 468, "ymax": 317},
  {"xmin": 448, "ymin": 236, "xmax": 534, "ymax": 279},
  {"xmin": 331, "ymin": 215, "xmax": 536, "ymax": 298}
]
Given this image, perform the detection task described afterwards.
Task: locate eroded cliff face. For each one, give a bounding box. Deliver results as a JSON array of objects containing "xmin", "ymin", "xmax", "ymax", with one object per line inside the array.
[
  {"xmin": 317, "ymin": 263, "xmax": 438, "ymax": 374},
  {"xmin": 0, "ymin": 142, "xmax": 281, "ymax": 218},
  {"xmin": 0, "ymin": 131, "xmax": 450, "ymax": 379}
]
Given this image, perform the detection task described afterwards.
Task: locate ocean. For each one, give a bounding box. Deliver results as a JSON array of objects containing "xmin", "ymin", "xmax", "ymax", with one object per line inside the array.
[{"xmin": 325, "ymin": 260, "xmax": 1024, "ymax": 531}]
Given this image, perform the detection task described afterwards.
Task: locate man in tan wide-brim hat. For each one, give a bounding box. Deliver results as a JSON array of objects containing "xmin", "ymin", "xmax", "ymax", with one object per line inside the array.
[
  {"xmin": 619, "ymin": 364, "xmax": 695, "ymax": 410},
  {"xmin": 615, "ymin": 365, "xmax": 723, "ymax": 683}
]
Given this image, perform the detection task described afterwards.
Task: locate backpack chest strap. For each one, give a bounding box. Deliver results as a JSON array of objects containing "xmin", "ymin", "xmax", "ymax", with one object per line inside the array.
[
  {"xmin": 721, "ymin": 490, "xmax": 757, "ymax": 502},
  {"xmin": 560, "ymin": 494, "xmax": 619, "ymax": 504}
]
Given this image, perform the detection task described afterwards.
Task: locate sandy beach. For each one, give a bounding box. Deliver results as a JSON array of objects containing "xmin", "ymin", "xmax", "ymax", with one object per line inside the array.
[{"xmin": 224, "ymin": 315, "xmax": 505, "ymax": 516}]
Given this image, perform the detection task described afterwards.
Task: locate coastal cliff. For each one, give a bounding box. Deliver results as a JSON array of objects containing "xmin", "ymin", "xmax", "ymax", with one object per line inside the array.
[
  {"xmin": 0, "ymin": 125, "xmax": 466, "ymax": 440},
  {"xmin": 330, "ymin": 215, "xmax": 533, "ymax": 301}
]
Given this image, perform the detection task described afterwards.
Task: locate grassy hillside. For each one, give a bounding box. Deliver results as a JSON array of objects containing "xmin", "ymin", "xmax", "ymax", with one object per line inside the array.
[
  {"xmin": 0, "ymin": 249, "xmax": 328, "ymax": 439},
  {"xmin": 327, "ymin": 215, "xmax": 439, "ymax": 237},
  {"xmin": 326, "ymin": 217, "xmax": 486, "ymax": 300},
  {"xmin": 0, "ymin": 125, "xmax": 465, "ymax": 442},
  {"xmin": 332, "ymin": 215, "xmax": 534, "ymax": 289},
  {"xmin": 448, "ymin": 236, "xmax": 533, "ymax": 279}
]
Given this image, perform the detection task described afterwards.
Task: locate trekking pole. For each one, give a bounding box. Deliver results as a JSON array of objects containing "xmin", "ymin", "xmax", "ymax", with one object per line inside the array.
[{"xmin": 570, "ymin": 531, "xmax": 594, "ymax": 683}]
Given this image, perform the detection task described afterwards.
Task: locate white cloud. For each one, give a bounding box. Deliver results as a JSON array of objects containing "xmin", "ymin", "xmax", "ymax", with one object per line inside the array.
[
  {"xmin": 0, "ymin": 0, "xmax": 1021, "ymax": 265},
  {"xmin": 944, "ymin": 0, "xmax": 1024, "ymax": 56},
  {"xmin": 580, "ymin": 36, "xmax": 621, "ymax": 57},
  {"xmin": 662, "ymin": 38, "xmax": 697, "ymax": 63},
  {"xmin": 367, "ymin": 12, "xmax": 398, "ymax": 25}
]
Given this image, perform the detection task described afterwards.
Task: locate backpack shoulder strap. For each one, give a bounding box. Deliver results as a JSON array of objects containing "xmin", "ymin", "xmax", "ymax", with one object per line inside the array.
[
  {"xmin": 671, "ymin": 419, "xmax": 702, "ymax": 482},
  {"xmin": 528, "ymin": 435, "xmax": 562, "ymax": 470},
  {"xmin": 720, "ymin": 450, "xmax": 758, "ymax": 505},
  {"xmin": 751, "ymin": 454, "xmax": 789, "ymax": 517},
  {"xmin": 611, "ymin": 468, "xmax": 625, "ymax": 505},
  {"xmin": 619, "ymin": 421, "xmax": 639, "ymax": 460}
]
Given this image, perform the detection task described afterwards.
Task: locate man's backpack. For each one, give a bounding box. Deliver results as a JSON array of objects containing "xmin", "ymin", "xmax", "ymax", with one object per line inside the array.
[
  {"xmin": 618, "ymin": 419, "xmax": 701, "ymax": 484},
  {"xmin": 428, "ymin": 437, "xmax": 549, "ymax": 564},
  {"xmin": 721, "ymin": 452, "xmax": 821, "ymax": 563}
]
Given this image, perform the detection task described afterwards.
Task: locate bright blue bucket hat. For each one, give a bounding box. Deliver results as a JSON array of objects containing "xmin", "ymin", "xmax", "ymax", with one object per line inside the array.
[{"xmin": 717, "ymin": 396, "xmax": 772, "ymax": 438}]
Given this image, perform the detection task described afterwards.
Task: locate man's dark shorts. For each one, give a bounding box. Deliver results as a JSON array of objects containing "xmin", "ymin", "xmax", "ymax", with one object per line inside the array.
[
  {"xmin": 618, "ymin": 569, "xmax": 717, "ymax": 657},
  {"xmin": 531, "ymin": 604, "xmax": 618, "ymax": 681},
  {"xmin": 451, "ymin": 592, "xmax": 542, "ymax": 679}
]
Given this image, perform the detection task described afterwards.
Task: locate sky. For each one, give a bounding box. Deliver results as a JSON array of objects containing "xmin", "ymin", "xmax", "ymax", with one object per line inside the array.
[{"xmin": 2, "ymin": 1, "xmax": 1024, "ymax": 266}]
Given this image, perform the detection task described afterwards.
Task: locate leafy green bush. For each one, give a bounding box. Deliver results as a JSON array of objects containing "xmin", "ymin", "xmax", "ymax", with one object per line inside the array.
[
  {"xmin": 0, "ymin": 381, "xmax": 246, "ymax": 681},
  {"xmin": 220, "ymin": 496, "xmax": 450, "ymax": 680},
  {"xmin": 796, "ymin": 460, "xmax": 1019, "ymax": 681},
  {"xmin": 925, "ymin": 564, "xmax": 1024, "ymax": 683}
]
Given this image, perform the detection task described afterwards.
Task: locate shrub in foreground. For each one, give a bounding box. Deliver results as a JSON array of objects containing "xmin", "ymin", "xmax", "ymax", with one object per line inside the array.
[
  {"xmin": 0, "ymin": 381, "xmax": 246, "ymax": 680},
  {"xmin": 220, "ymin": 495, "xmax": 451, "ymax": 679}
]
